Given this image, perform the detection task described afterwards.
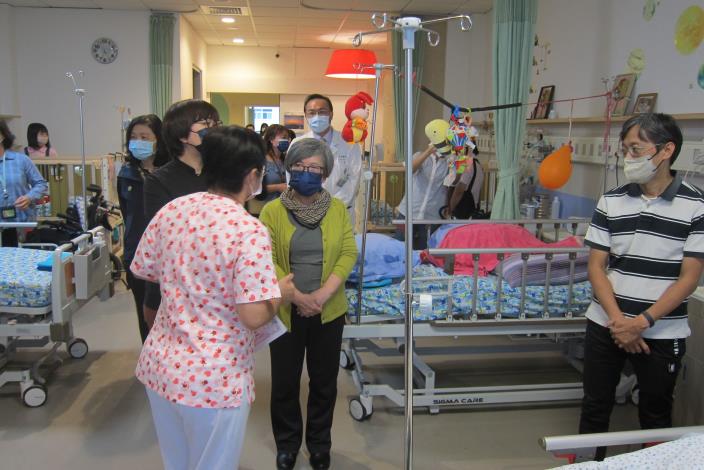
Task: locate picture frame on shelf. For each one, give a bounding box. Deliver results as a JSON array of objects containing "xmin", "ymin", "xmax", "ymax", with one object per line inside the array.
[
  {"xmin": 531, "ymin": 85, "xmax": 555, "ymax": 120},
  {"xmin": 611, "ymin": 73, "xmax": 637, "ymax": 117},
  {"xmin": 632, "ymin": 93, "xmax": 657, "ymax": 114}
]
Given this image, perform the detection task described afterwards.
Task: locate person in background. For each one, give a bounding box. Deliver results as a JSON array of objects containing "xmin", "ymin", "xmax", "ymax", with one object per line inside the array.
[
  {"xmin": 24, "ymin": 122, "xmax": 57, "ymax": 158},
  {"xmin": 260, "ymin": 138, "xmax": 357, "ymax": 470},
  {"xmin": 395, "ymin": 143, "xmax": 449, "ymax": 250},
  {"xmin": 260, "ymin": 122, "xmax": 269, "ymax": 136},
  {"xmin": 131, "ymin": 126, "xmax": 294, "ymax": 470},
  {"xmin": 443, "ymin": 150, "xmax": 484, "ymax": 220},
  {"xmin": 246, "ymin": 124, "xmax": 255, "ymax": 132},
  {"xmin": 293, "ymin": 94, "xmax": 362, "ymax": 224},
  {"xmin": 142, "ymin": 99, "xmax": 221, "ymax": 332},
  {"xmin": 0, "ymin": 120, "xmax": 48, "ymax": 247},
  {"xmin": 579, "ymin": 113, "xmax": 704, "ymax": 460},
  {"xmin": 117, "ymin": 114, "xmax": 169, "ymax": 343},
  {"xmin": 260, "ymin": 124, "xmax": 290, "ymax": 201}
]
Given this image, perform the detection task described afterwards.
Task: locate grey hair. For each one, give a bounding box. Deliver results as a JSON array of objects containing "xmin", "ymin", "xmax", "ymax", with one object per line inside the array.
[{"xmin": 284, "ymin": 138, "xmax": 335, "ymax": 177}]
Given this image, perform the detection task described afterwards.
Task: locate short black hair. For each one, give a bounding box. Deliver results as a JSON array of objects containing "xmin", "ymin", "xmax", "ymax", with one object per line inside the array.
[
  {"xmin": 304, "ymin": 94, "xmax": 333, "ymax": 113},
  {"xmin": 262, "ymin": 124, "xmax": 289, "ymax": 157},
  {"xmin": 162, "ymin": 99, "xmax": 220, "ymax": 159},
  {"xmin": 27, "ymin": 122, "xmax": 50, "ymax": 150},
  {"xmin": 620, "ymin": 113, "xmax": 683, "ymax": 175},
  {"xmin": 201, "ymin": 125, "xmax": 266, "ymax": 194},
  {"xmin": 125, "ymin": 114, "xmax": 170, "ymax": 168},
  {"xmin": 0, "ymin": 119, "xmax": 15, "ymax": 150}
]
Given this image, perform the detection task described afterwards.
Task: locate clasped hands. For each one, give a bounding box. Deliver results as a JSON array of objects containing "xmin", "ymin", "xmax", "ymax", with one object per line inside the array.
[
  {"xmin": 293, "ymin": 287, "xmax": 332, "ymax": 317},
  {"xmin": 607, "ymin": 314, "xmax": 651, "ymax": 355}
]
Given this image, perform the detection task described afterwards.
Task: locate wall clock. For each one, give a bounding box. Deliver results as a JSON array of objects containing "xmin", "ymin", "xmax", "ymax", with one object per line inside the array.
[{"xmin": 91, "ymin": 37, "xmax": 118, "ymax": 64}]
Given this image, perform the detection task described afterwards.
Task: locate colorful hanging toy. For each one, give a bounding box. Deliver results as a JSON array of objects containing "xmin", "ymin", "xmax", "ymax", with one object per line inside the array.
[
  {"xmin": 447, "ymin": 107, "xmax": 479, "ymax": 175},
  {"xmin": 342, "ymin": 91, "xmax": 374, "ymax": 143}
]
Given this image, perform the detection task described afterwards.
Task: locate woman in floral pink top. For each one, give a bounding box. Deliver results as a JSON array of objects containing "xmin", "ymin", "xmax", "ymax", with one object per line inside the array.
[{"xmin": 131, "ymin": 126, "xmax": 294, "ymax": 470}]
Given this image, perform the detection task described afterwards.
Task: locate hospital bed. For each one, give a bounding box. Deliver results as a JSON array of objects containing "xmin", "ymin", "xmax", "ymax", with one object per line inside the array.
[
  {"xmin": 342, "ymin": 218, "xmax": 595, "ymax": 421},
  {"xmin": 541, "ymin": 425, "xmax": 704, "ymax": 467},
  {"xmin": 0, "ymin": 222, "xmax": 113, "ymax": 407}
]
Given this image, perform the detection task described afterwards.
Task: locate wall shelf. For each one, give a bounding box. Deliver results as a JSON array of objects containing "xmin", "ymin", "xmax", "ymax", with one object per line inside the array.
[{"xmin": 526, "ymin": 112, "xmax": 704, "ymax": 125}]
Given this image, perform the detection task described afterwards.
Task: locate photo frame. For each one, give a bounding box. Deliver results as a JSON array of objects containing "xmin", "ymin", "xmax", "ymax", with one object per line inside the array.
[
  {"xmin": 632, "ymin": 92, "xmax": 658, "ymax": 114},
  {"xmin": 531, "ymin": 85, "xmax": 555, "ymax": 120},
  {"xmin": 611, "ymin": 73, "xmax": 637, "ymax": 117},
  {"xmin": 283, "ymin": 113, "xmax": 305, "ymax": 130}
]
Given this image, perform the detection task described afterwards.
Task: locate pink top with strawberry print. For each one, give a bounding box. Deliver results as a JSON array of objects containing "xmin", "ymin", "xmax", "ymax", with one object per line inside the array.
[{"xmin": 131, "ymin": 192, "xmax": 280, "ymax": 408}]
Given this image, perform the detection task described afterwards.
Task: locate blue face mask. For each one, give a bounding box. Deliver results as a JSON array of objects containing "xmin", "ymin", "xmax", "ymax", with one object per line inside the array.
[
  {"xmin": 128, "ymin": 139, "xmax": 155, "ymax": 160},
  {"xmin": 277, "ymin": 140, "xmax": 290, "ymax": 153},
  {"xmin": 289, "ymin": 170, "xmax": 323, "ymax": 196},
  {"xmin": 307, "ymin": 115, "xmax": 330, "ymax": 135}
]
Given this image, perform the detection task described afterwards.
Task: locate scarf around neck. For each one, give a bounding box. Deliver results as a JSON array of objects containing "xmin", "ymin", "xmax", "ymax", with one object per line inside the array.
[{"xmin": 280, "ymin": 188, "xmax": 331, "ymax": 229}]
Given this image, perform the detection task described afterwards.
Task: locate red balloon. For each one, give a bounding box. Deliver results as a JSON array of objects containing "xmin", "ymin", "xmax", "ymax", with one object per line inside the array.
[{"xmin": 538, "ymin": 144, "xmax": 573, "ymax": 189}]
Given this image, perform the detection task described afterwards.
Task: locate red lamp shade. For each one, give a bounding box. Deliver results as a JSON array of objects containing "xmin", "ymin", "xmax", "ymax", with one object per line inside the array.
[{"xmin": 325, "ymin": 49, "xmax": 378, "ymax": 79}]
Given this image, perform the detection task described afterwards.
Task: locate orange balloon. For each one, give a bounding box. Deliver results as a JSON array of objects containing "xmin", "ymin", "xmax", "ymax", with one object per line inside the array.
[{"xmin": 538, "ymin": 144, "xmax": 573, "ymax": 189}]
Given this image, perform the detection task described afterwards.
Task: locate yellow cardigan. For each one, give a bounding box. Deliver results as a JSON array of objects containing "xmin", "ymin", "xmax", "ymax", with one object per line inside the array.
[{"xmin": 259, "ymin": 197, "xmax": 358, "ymax": 330}]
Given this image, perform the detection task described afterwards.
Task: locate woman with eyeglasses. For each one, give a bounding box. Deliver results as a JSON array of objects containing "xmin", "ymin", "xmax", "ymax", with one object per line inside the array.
[
  {"xmin": 259, "ymin": 138, "xmax": 357, "ymax": 470},
  {"xmin": 141, "ymin": 99, "xmax": 220, "ymax": 332}
]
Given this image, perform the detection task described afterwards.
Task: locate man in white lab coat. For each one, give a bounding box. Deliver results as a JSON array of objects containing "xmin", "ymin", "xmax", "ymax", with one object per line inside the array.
[{"xmin": 292, "ymin": 94, "xmax": 362, "ymax": 223}]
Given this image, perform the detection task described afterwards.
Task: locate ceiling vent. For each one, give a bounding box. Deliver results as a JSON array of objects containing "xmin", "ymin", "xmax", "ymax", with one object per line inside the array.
[{"xmin": 200, "ymin": 6, "xmax": 250, "ymax": 16}]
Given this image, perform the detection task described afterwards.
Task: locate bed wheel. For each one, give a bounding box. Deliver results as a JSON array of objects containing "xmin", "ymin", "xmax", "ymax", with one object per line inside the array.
[
  {"xmin": 349, "ymin": 397, "xmax": 372, "ymax": 421},
  {"xmin": 340, "ymin": 350, "xmax": 355, "ymax": 370},
  {"xmin": 22, "ymin": 384, "xmax": 47, "ymax": 408},
  {"xmin": 68, "ymin": 338, "xmax": 89, "ymax": 359}
]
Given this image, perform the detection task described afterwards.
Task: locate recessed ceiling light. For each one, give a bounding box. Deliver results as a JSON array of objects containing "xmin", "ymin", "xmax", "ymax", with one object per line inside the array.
[
  {"xmin": 221, "ymin": 17, "xmax": 235, "ymax": 24},
  {"xmin": 232, "ymin": 38, "xmax": 245, "ymax": 44}
]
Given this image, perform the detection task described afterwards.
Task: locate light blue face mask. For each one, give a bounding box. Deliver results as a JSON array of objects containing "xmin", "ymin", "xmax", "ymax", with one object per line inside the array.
[
  {"xmin": 128, "ymin": 139, "xmax": 155, "ymax": 160},
  {"xmin": 307, "ymin": 115, "xmax": 330, "ymax": 135}
]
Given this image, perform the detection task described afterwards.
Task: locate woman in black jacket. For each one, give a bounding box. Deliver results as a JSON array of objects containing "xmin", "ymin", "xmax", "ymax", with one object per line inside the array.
[
  {"xmin": 117, "ymin": 114, "xmax": 169, "ymax": 342},
  {"xmin": 141, "ymin": 99, "xmax": 221, "ymax": 332}
]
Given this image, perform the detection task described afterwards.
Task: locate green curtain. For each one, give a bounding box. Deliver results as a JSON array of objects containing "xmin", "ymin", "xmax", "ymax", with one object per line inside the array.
[
  {"xmin": 392, "ymin": 31, "xmax": 425, "ymax": 162},
  {"xmin": 490, "ymin": 0, "xmax": 537, "ymax": 219},
  {"xmin": 150, "ymin": 13, "xmax": 175, "ymax": 118}
]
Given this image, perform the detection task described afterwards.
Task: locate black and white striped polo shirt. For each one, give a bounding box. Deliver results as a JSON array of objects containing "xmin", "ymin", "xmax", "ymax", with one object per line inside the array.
[{"xmin": 584, "ymin": 176, "xmax": 704, "ymax": 339}]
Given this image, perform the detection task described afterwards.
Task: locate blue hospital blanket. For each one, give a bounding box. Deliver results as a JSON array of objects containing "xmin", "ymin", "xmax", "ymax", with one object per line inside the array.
[
  {"xmin": 346, "ymin": 264, "xmax": 592, "ymax": 320},
  {"xmin": 0, "ymin": 247, "xmax": 53, "ymax": 308}
]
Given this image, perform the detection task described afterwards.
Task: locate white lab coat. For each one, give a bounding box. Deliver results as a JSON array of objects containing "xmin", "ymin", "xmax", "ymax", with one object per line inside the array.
[
  {"xmin": 292, "ymin": 129, "xmax": 362, "ymax": 217},
  {"xmin": 397, "ymin": 151, "xmax": 449, "ymax": 220}
]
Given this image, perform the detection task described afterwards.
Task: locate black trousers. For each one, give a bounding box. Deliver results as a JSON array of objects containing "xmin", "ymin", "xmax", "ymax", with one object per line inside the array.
[
  {"xmin": 125, "ymin": 260, "xmax": 149, "ymax": 343},
  {"xmin": 0, "ymin": 228, "xmax": 19, "ymax": 247},
  {"xmin": 579, "ymin": 320, "xmax": 685, "ymax": 459},
  {"xmin": 269, "ymin": 311, "xmax": 345, "ymax": 454}
]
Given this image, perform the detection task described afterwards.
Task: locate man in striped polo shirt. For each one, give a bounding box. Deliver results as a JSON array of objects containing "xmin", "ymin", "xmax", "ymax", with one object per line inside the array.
[{"xmin": 579, "ymin": 113, "xmax": 704, "ymax": 459}]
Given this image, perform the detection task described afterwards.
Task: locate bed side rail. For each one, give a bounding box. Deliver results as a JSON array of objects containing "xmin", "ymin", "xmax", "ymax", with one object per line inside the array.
[
  {"xmin": 426, "ymin": 245, "xmax": 590, "ymax": 322},
  {"xmin": 540, "ymin": 426, "xmax": 704, "ymax": 464}
]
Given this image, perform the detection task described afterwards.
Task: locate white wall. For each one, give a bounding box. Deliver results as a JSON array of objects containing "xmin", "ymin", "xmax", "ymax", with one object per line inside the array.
[
  {"xmin": 0, "ymin": 5, "xmax": 19, "ymax": 117},
  {"xmin": 178, "ymin": 15, "xmax": 208, "ymax": 101},
  {"xmin": 531, "ymin": 0, "xmax": 704, "ymax": 118},
  {"xmin": 444, "ymin": 11, "xmax": 493, "ymax": 120},
  {"xmin": 12, "ymin": 7, "xmax": 151, "ymax": 156}
]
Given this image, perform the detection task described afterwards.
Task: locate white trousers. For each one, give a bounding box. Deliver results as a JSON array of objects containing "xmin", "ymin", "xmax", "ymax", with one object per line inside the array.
[{"xmin": 146, "ymin": 388, "xmax": 251, "ymax": 470}]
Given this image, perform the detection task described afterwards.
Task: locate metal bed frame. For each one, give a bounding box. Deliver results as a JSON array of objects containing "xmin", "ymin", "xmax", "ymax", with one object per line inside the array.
[
  {"xmin": 541, "ymin": 425, "xmax": 704, "ymax": 464},
  {"xmin": 0, "ymin": 223, "xmax": 113, "ymax": 407},
  {"xmin": 343, "ymin": 218, "xmax": 595, "ymax": 421}
]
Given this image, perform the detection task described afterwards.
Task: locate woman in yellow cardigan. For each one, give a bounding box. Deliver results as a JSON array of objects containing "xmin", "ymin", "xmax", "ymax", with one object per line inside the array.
[{"xmin": 259, "ymin": 138, "xmax": 357, "ymax": 470}]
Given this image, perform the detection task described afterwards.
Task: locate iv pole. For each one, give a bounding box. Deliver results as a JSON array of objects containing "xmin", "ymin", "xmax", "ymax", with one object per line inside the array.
[
  {"xmin": 353, "ymin": 13, "xmax": 472, "ymax": 469},
  {"xmin": 66, "ymin": 70, "xmax": 88, "ymax": 231},
  {"xmin": 356, "ymin": 62, "xmax": 396, "ymax": 324}
]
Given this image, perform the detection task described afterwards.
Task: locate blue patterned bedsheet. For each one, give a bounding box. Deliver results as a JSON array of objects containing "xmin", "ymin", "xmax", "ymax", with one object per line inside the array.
[
  {"xmin": 0, "ymin": 247, "xmax": 53, "ymax": 308},
  {"xmin": 346, "ymin": 265, "xmax": 592, "ymax": 320}
]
